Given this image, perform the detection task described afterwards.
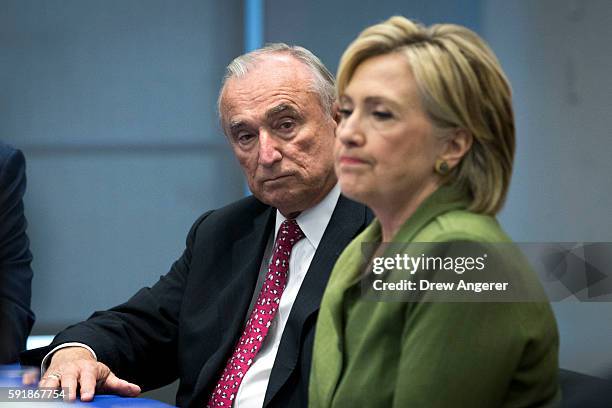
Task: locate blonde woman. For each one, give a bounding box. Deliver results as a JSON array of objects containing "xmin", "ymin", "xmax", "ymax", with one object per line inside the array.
[{"xmin": 310, "ymin": 16, "xmax": 559, "ymax": 407}]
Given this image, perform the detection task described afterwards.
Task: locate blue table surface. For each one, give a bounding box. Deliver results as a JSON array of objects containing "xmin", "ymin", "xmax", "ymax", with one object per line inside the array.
[
  {"xmin": 2, "ymin": 365, "xmax": 174, "ymax": 407},
  {"xmin": 75, "ymin": 395, "xmax": 174, "ymax": 407}
]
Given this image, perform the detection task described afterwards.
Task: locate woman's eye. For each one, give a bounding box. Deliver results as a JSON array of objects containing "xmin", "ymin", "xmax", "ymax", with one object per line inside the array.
[
  {"xmin": 338, "ymin": 108, "xmax": 353, "ymax": 118},
  {"xmin": 372, "ymin": 111, "xmax": 393, "ymax": 120}
]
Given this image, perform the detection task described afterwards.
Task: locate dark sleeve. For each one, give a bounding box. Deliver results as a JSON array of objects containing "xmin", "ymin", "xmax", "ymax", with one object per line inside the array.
[
  {"xmin": 21, "ymin": 211, "xmax": 212, "ymax": 390},
  {"xmin": 0, "ymin": 148, "xmax": 35, "ymax": 364}
]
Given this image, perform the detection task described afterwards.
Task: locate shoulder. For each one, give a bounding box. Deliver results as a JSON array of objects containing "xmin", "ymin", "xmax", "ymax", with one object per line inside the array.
[
  {"xmin": 202, "ymin": 195, "xmax": 270, "ymax": 222},
  {"xmin": 415, "ymin": 210, "xmax": 511, "ymax": 243},
  {"xmin": 414, "ymin": 210, "xmax": 557, "ymax": 328},
  {"xmin": 0, "ymin": 143, "xmax": 25, "ymax": 177},
  {"xmin": 186, "ymin": 195, "xmax": 272, "ymax": 240},
  {"xmin": 0, "ymin": 144, "xmax": 26, "ymax": 206}
]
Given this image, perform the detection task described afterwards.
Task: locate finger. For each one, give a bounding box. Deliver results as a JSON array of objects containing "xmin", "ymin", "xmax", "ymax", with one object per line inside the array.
[
  {"xmin": 22, "ymin": 371, "xmax": 39, "ymax": 386},
  {"xmin": 100, "ymin": 371, "xmax": 141, "ymax": 397},
  {"xmin": 38, "ymin": 373, "xmax": 60, "ymax": 389},
  {"xmin": 60, "ymin": 372, "xmax": 78, "ymax": 401},
  {"xmin": 78, "ymin": 369, "xmax": 98, "ymax": 402}
]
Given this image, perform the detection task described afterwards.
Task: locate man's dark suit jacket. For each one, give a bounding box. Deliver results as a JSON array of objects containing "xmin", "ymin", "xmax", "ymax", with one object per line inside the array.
[
  {"xmin": 0, "ymin": 143, "xmax": 35, "ymax": 363},
  {"xmin": 22, "ymin": 193, "xmax": 372, "ymax": 407}
]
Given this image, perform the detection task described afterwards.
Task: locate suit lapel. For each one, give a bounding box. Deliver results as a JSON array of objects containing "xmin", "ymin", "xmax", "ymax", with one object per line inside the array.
[
  {"xmin": 192, "ymin": 203, "xmax": 276, "ymax": 405},
  {"xmin": 263, "ymin": 196, "xmax": 371, "ymax": 406},
  {"xmin": 218, "ymin": 209, "xmax": 275, "ymax": 338}
]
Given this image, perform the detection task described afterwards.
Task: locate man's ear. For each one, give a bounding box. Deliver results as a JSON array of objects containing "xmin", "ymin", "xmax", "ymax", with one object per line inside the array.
[
  {"xmin": 331, "ymin": 102, "xmax": 341, "ymax": 128},
  {"xmin": 439, "ymin": 128, "xmax": 473, "ymax": 169}
]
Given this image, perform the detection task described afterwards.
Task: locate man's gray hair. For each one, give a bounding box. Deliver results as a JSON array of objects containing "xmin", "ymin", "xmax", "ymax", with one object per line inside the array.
[{"xmin": 218, "ymin": 43, "xmax": 336, "ymax": 117}]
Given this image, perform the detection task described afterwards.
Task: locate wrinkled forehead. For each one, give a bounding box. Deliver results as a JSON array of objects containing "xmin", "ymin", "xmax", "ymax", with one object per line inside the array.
[
  {"xmin": 219, "ymin": 66, "xmax": 321, "ymax": 130},
  {"xmin": 219, "ymin": 56, "xmax": 318, "ymax": 122}
]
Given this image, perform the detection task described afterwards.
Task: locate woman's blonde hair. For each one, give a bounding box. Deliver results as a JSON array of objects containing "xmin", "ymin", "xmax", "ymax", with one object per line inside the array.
[{"xmin": 338, "ymin": 16, "xmax": 515, "ymax": 215}]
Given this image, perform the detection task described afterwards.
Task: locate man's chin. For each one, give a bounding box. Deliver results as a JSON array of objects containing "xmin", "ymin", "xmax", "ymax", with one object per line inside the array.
[
  {"xmin": 257, "ymin": 180, "xmax": 292, "ymax": 199},
  {"xmin": 258, "ymin": 191, "xmax": 302, "ymax": 214}
]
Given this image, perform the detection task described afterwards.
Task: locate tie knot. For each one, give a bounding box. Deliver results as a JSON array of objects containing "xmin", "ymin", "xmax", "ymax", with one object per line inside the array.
[{"xmin": 278, "ymin": 219, "xmax": 305, "ymax": 246}]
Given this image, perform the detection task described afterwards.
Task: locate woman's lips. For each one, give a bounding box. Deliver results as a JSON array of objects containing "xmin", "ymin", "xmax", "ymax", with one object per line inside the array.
[{"xmin": 338, "ymin": 156, "xmax": 368, "ymax": 166}]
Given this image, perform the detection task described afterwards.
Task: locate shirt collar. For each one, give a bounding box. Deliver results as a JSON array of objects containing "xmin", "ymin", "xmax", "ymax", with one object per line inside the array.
[{"xmin": 275, "ymin": 183, "xmax": 341, "ymax": 250}]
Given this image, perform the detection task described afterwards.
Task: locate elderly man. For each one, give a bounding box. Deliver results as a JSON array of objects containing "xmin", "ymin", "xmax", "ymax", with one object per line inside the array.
[{"xmin": 21, "ymin": 44, "xmax": 371, "ymax": 408}]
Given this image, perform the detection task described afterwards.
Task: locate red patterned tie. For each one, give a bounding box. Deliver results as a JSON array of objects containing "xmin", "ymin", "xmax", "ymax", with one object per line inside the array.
[{"xmin": 207, "ymin": 219, "xmax": 305, "ymax": 407}]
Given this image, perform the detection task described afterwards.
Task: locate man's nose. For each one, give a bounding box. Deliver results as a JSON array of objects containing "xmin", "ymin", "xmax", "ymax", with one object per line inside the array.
[{"xmin": 258, "ymin": 129, "xmax": 282, "ymax": 167}]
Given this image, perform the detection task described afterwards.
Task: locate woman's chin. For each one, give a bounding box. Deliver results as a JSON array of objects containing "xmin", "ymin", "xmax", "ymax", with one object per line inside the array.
[{"xmin": 338, "ymin": 178, "xmax": 370, "ymax": 205}]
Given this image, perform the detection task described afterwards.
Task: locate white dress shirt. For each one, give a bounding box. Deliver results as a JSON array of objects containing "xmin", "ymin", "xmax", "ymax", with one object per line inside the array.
[{"xmin": 41, "ymin": 184, "xmax": 341, "ymax": 408}]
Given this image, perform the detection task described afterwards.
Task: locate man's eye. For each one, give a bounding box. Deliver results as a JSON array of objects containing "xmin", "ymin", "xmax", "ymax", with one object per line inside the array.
[
  {"xmin": 237, "ymin": 133, "xmax": 255, "ymax": 144},
  {"xmin": 372, "ymin": 111, "xmax": 393, "ymax": 120},
  {"xmin": 338, "ymin": 108, "xmax": 353, "ymax": 118},
  {"xmin": 279, "ymin": 120, "xmax": 295, "ymax": 131}
]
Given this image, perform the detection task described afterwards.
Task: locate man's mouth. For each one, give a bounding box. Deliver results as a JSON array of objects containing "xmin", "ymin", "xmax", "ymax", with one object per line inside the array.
[{"xmin": 262, "ymin": 174, "xmax": 292, "ymax": 183}]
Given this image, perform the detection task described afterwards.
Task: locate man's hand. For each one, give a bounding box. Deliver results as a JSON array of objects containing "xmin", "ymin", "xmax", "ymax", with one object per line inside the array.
[{"xmin": 39, "ymin": 346, "xmax": 141, "ymax": 401}]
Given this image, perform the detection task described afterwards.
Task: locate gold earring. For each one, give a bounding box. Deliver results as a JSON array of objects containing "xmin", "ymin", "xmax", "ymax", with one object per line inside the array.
[{"xmin": 435, "ymin": 159, "xmax": 450, "ymax": 175}]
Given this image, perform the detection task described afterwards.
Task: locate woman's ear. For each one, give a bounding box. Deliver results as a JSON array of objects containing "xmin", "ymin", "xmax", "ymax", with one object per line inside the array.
[{"xmin": 439, "ymin": 128, "xmax": 473, "ymax": 169}]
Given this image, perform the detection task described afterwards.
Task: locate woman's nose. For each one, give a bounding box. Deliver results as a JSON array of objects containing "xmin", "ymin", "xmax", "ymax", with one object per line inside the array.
[{"xmin": 336, "ymin": 114, "xmax": 365, "ymax": 147}]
